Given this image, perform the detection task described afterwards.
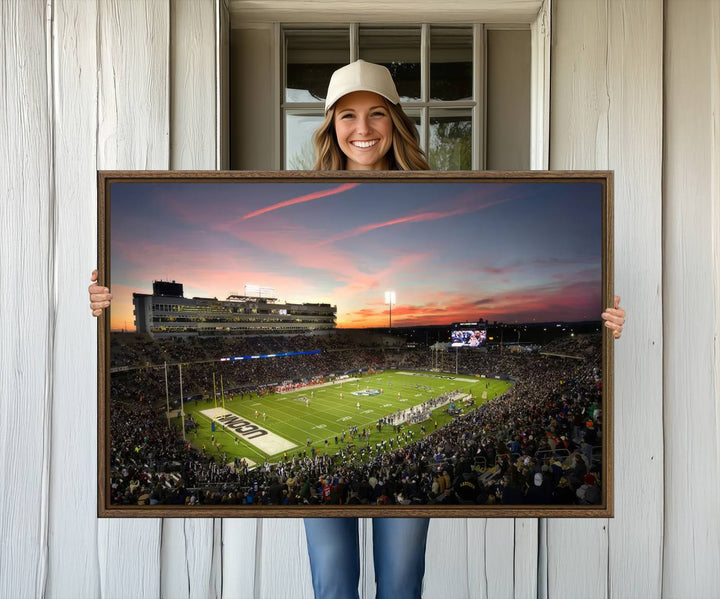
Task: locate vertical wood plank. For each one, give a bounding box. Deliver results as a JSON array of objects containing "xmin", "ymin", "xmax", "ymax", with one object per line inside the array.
[
  {"xmin": 663, "ymin": 1, "xmax": 720, "ymax": 596},
  {"xmin": 513, "ymin": 519, "xmax": 538, "ymax": 599},
  {"xmin": 547, "ymin": 2, "xmax": 610, "ymax": 595},
  {"xmin": 96, "ymin": 0, "xmax": 170, "ymax": 170},
  {"xmin": 162, "ymin": 3, "xmax": 223, "ymax": 597},
  {"xmin": 436, "ymin": 519, "xmax": 518, "ymax": 599},
  {"xmin": 47, "ymin": 0, "xmax": 101, "ymax": 597},
  {"xmin": 606, "ymin": 1, "xmax": 664, "ymax": 597},
  {"xmin": 221, "ymin": 519, "xmax": 258, "ymax": 598},
  {"xmin": 419, "ymin": 519, "xmax": 475, "ymax": 599},
  {"xmin": 170, "ymin": 0, "xmax": 216, "ymax": 170},
  {"xmin": 257, "ymin": 518, "xmax": 314, "ymax": 598},
  {"xmin": 416, "ymin": 518, "xmax": 484, "ymax": 599},
  {"xmin": 550, "ymin": 0, "xmax": 609, "ymax": 171},
  {"xmin": 484, "ymin": 520, "xmax": 517, "ymax": 598},
  {"xmin": 96, "ymin": 1, "xmax": 169, "ymax": 596},
  {"xmin": 0, "ymin": 1, "xmax": 52, "ymax": 598},
  {"xmin": 466, "ymin": 520, "xmax": 488, "ymax": 599},
  {"xmin": 98, "ymin": 519, "xmax": 162, "ymax": 599},
  {"xmin": 546, "ymin": 520, "xmax": 607, "ymax": 599},
  {"xmin": 161, "ymin": 520, "xmax": 218, "ymax": 599}
]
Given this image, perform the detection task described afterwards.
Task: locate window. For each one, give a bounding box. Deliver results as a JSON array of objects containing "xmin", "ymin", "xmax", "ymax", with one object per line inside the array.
[
  {"xmin": 283, "ymin": 25, "xmax": 481, "ymax": 170},
  {"xmin": 229, "ymin": 23, "xmax": 532, "ymax": 171}
]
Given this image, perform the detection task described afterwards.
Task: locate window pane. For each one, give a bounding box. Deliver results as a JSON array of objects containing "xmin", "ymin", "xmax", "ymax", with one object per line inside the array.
[
  {"xmin": 429, "ymin": 109, "xmax": 472, "ymax": 170},
  {"xmin": 402, "ymin": 109, "xmax": 423, "ymax": 148},
  {"xmin": 359, "ymin": 28, "xmax": 421, "ymax": 102},
  {"xmin": 285, "ymin": 112, "xmax": 324, "ymax": 169},
  {"xmin": 286, "ymin": 30, "xmax": 349, "ymax": 103},
  {"xmin": 430, "ymin": 27, "xmax": 473, "ymax": 101}
]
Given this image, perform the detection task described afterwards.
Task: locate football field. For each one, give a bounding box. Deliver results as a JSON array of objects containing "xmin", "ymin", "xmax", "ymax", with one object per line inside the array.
[{"xmin": 178, "ymin": 370, "xmax": 513, "ymax": 466}]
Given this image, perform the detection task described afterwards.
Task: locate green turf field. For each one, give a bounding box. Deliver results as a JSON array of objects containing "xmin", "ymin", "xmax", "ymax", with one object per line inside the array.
[{"xmin": 175, "ymin": 370, "xmax": 513, "ymax": 466}]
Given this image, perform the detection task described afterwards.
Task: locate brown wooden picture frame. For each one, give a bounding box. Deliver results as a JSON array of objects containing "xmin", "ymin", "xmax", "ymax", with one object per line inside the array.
[{"xmin": 98, "ymin": 170, "xmax": 613, "ymax": 518}]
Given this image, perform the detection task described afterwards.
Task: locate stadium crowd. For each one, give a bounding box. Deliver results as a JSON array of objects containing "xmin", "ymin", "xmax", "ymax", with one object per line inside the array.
[
  {"xmin": 111, "ymin": 333, "xmax": 408, "ymax": 404},
  {"xmin": 109, "ymin": 333, "xmax": 604, "ymax": 507}
]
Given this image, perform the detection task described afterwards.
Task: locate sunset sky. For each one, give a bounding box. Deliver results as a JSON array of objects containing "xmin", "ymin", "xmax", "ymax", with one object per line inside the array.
[{"xmin": 109, "ymin": 180, "xmax": 603, "ymax": 331}]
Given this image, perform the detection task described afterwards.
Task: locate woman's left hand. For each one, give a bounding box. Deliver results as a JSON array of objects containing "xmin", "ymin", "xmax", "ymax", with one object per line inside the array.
[{"xmin": 602, "ymin": 295, "xmax": 625, "ymax": 339}]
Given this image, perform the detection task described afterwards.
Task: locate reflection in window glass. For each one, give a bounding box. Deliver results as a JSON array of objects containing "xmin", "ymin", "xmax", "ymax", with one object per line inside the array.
[
  {"xmin": 359, "ymin": 28, "xmax": 421, "ymax": 102},
  {"xmin": 429, "ymin": 110, "xmax": 472, "ymax": 170},
  {"xmin": 286, "ymin": 30, "xmax": 349, "ymax": 103},
  {"xmin": 403, "ymin": 110, "xmax": 423, "ymax": 148},
  {"xmin": 285, "ymin": 112, "xmax": 324, "ymax": 170},
  {"xmin": 430, "ymin": 27, "xmax": 473, "ymax": 101}
]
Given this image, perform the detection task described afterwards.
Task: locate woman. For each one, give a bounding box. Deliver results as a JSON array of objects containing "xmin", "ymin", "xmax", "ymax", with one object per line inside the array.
[
  {"xmin": 89, "ymin": 60, "xmax": 626, "ymax": 598},
  {"xmin": 302, "ymin": 60, "xmax": 432, "ymax": 599}
]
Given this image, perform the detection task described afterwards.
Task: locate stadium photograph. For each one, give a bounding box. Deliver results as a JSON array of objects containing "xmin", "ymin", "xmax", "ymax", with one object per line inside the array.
[{"xmin": 99, "ymin": 173, "xmax": 611, "ymax": 516}]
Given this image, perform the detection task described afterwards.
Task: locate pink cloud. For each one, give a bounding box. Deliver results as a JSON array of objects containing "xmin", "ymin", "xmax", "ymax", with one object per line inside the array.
[
  {"xmin": 214, "ymin": 221, "xmax": 381, "ymax": 291},
  {"xmin": 318, "ymin": 197, "xmax": 512, "ymax": 246},
  {"xmin": 229, "ymin": 183, "xmax": 359, "ymax": 222}
]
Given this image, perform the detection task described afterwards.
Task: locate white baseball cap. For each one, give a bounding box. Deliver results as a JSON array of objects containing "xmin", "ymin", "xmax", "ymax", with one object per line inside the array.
[{"xmin": 324, "ymin": 60, "xmax": 400, "ymax": 112}]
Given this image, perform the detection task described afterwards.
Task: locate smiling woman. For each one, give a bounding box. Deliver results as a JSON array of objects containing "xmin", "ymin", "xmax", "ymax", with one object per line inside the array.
[{"xmin": 311, "ymin": 60, "xmax": 430, "ymax": 172}]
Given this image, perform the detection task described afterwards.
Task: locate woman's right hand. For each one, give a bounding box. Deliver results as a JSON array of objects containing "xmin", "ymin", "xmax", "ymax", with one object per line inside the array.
[{"xmin": 89, "ymin": 269, "xmax": 112, "ymax": 316}]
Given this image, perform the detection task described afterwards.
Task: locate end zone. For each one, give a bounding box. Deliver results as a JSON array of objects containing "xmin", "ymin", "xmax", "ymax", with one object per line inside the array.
[{"xmin": 200, "ymin": 408, "xmax": 297, "ymax": 454}]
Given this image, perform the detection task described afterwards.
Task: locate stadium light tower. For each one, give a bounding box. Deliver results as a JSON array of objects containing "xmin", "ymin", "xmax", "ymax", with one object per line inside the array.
[{"xmin": 384, "ymin": 291, "xmax": 396, "ymax": 331}]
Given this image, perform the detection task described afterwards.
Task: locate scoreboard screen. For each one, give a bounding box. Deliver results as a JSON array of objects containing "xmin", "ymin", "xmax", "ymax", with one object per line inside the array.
[{"xmin": 451, "ymin": 328, "xmax": 487, "ymax": 347}]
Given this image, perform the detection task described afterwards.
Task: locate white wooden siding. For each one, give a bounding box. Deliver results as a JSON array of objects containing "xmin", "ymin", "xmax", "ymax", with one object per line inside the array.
[
  {"xmin": 47, "ymin": 0, "xmax": 101, "ymax": 596},
  {"xmin": 0, "ymin": 2, "xmax": 53, "ymax": 598},
  {"xmin": 1, "ymin": 1, "xmax": 718, "ymax": 598},
  {"xmin": 605, "ymin": 2, "xmax": 665, "ymax": 597},
  {"xmin": 663, "ymin": 1, "xmax": 720, "ymax": 597}
]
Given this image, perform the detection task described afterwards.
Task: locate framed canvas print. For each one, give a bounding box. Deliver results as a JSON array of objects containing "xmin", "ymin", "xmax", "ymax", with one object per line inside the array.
[{"xmin": 97, "ymin": 170, "xmax": 614, "ymax": 517}]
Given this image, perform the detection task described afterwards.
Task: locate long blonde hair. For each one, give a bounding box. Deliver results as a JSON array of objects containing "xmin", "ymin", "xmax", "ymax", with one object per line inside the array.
[{"xmin": 312, "ymin": 100, "xmax": 430, "ymax": 171}]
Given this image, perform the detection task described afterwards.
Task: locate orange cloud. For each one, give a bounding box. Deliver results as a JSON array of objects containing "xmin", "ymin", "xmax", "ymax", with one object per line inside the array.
[{"xmin": 337, "ymin": 279, "xmax": 600, "ymax": 328}]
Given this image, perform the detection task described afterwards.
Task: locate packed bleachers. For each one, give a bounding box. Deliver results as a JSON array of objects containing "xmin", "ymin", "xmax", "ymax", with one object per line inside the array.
[
  {"xmin": 111, "ymin": 332, "xmax": 410, "ymax": 404},
  {"xmin": 109, "ymin": 333, "xmax": 604, "ymax": 507}
]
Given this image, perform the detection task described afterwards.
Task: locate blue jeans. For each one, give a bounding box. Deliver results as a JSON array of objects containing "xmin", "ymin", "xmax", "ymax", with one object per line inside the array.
[{"xmin": 304, "ymin": 517, "xmax": 430, "ymax": 599}]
